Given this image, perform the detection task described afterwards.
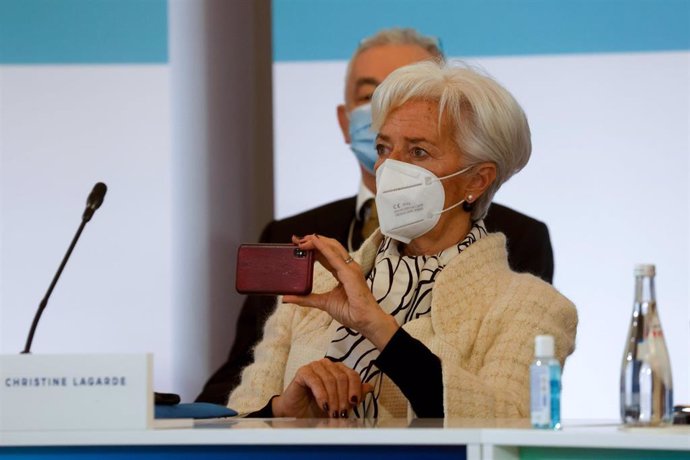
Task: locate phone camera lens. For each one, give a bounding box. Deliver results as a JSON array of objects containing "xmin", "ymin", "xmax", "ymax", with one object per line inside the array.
[{"xmin": 294, "ymin": 248, "xmax": 306, "ymax": 258}]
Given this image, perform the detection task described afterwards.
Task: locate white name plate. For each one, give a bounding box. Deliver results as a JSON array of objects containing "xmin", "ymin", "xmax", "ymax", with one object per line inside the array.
[{"xmin": 0, "ymin": 353, "xmax": 152, "ymax": 431}]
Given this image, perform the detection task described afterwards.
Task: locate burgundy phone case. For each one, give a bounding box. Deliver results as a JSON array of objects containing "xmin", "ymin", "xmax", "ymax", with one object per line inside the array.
[{"xmin": 235, "ymin": 244, "xmax": 314, "ymax": 295}]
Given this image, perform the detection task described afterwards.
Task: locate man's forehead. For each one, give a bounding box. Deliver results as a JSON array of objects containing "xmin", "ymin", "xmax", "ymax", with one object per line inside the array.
[{"xmin": 348, "ymin": 43, "xmax": 435, "ymax": 85}]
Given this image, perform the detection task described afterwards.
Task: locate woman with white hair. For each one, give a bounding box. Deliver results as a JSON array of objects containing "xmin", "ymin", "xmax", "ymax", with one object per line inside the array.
[{"xmin": 229, "ymin": 61, "xmax": 577, "ymax": 419}]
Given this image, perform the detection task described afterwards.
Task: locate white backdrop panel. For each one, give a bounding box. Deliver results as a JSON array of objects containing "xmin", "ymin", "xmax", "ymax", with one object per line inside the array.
[
  {"xmin": 273, "ymin": 51, "xmax": 690, "ymax": 419},
  {"xmin": 0, "ymin": 66, "xmax": 174, "ymax": 392}
]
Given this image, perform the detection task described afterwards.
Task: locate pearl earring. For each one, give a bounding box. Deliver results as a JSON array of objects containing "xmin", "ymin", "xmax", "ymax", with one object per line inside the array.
[{"xmin": 462, "ymin": 194, "xmax": 475, "ymax": 213}]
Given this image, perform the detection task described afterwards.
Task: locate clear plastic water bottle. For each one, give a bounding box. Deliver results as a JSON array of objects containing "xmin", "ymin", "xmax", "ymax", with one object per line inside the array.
[
  {"xmin": 530, "ymin": 335, "xmax": 561, "ymax": 429},
  {"xmin": 620, "ymin": 264, "xmax": 673, "ymax": 425}
]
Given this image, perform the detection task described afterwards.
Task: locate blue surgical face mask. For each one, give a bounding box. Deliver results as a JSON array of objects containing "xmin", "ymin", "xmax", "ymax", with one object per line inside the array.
[{"xmin": 348, "ymin": 104, "xmax": 378, "ymax": 174}]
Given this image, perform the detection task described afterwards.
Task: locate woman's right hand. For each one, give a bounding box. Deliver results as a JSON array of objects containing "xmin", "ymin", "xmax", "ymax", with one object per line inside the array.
[
  {"xmin": 271, "ymin": 358, "xmax": 373, "ymax": 418},
  {"xmin": 284, "ymin": 234, "xmax": 400, "ymax": 350}
]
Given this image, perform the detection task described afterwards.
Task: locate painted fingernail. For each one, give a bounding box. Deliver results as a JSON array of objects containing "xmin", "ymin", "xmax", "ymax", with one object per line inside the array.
[
  {"xmin": 323, "ymin": 402, "xmax": 329, "ymax": 413},
  {"xmin": 332, "ymin": 410, "xmax": 339, "ymax": 418},
  {"xmin": 340, "ymin": 410, "xmax": 347, "ymax": 418}
]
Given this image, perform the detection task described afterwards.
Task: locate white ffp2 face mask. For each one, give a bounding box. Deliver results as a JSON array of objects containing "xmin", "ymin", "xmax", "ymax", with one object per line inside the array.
[{"xmin": 375, "ymin": 159, "xmax": 473, "ymax": 244}]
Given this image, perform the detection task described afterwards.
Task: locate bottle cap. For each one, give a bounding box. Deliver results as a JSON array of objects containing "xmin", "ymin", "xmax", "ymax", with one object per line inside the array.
[
  {"xmin": 634, "ymin": 264, "xmax": 656, "ymax": 277},
  {"xmin": 534, "ymin": 335, "xmax": 555, "ymax": 358}
]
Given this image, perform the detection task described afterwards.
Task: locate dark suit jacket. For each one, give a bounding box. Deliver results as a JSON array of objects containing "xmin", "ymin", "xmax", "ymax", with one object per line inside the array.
[{"xmin": 195, "ymin": 198, "xmax": 554, "ymax": 404}]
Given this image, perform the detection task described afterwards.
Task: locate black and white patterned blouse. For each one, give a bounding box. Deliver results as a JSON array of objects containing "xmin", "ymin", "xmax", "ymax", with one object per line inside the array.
[{"xmin": 325, "ymin": 220, "xmax": 488, "ymax": 417}]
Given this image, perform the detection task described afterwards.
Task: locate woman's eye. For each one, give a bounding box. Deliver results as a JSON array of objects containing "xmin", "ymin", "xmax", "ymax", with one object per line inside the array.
[
  {"xmin": 375, "ymin": 144, "xmax": 388, "ymax": 156},
  {"xmin": 411, "ymin": 147, "xmax": 428, "ymax": 158}
]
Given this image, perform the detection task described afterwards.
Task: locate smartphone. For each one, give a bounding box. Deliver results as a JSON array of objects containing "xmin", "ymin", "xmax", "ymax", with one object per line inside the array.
[{"xmin": 235, "ymin": 244, "xmax": 314, "ymax": 295}]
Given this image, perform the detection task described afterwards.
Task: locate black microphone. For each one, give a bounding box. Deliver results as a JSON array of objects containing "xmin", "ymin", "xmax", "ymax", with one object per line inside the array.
[
  {"xmin": 82, "ymin": 182, "xmax": 107, "ymax": 222},
  {"xmin": 21, "ymin": 182, "xmax": 108, "ymax": 354}
]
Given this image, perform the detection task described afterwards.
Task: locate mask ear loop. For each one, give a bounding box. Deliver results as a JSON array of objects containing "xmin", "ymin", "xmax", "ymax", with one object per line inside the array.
[
  {"xmin": 430, "ymin": 165, "xmax": 475, "ymax": 217},
  {"xmin": 432, "ymin": 197, "xmax": 467, "ymax": 216},
  {"xmin": 436, "ymin": 164, "xmax": 474, "ymax": 181}
]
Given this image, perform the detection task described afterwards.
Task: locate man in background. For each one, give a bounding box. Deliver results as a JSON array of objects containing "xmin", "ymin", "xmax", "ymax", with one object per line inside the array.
[{"xmin": 196, "ymin": 28, "xmax": 553, "ymax": 405}]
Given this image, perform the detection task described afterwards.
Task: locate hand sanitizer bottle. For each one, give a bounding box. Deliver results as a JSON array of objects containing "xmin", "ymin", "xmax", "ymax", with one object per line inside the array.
[{"xmin": 530, "ymin": 335, "xmax": 561, "ymax": 429}]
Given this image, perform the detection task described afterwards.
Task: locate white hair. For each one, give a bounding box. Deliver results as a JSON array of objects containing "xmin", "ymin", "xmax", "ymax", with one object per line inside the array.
[
  {"xmin": 355, "ymin": 28, "xmax": 443, "ymax": 60},
  {"xmin": 371, "ymin": 60, "xmax": 532, "ymax": 219}
]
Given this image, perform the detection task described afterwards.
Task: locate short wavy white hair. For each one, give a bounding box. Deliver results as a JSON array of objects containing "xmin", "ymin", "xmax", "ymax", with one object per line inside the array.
[{"xmin": 371, "ymin": 60, "xmax": 532, "ymax": 220}]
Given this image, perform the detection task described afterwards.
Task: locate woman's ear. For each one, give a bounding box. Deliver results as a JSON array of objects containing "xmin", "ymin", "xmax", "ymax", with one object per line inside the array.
[
  {"xmin": 337, "ymin": 104, "xmax": 351, "ymax": 144},
  {"xmin": 465, "ymin": 162, "xmax": 497, "ymax": 202}
]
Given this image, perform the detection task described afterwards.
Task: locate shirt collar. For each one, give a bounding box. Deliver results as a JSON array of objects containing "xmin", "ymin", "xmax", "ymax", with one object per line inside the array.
[
  {"xmin": 381, "ymin": 219, "xmax": 487, "ymax": 266},
  {"xmin": 355, "ymin": 181, "xmax": 375, "ymax": 220}
]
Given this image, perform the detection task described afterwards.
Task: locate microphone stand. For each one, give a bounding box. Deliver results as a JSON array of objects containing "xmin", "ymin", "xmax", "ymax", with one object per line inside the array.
[
  {"xmin": 22, "ymin": 219, "xmax": 88, "ymax": 354},
  {"xmin": 21, "ymin": 182, "xmax": 106, "ymax": 354}
]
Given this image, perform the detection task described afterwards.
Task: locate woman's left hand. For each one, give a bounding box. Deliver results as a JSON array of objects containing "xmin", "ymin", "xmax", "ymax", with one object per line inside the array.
[{"xmin": 283, "ymin": 234, "xmax": 398, "ymax": 349}]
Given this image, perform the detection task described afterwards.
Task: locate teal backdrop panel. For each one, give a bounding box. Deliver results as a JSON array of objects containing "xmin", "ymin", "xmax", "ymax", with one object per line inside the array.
[
  {"xmin": 0, "ymin": 0, "xmax": 168, "ymax": 64},
  {"xmin": 521, "ymin": 447, "xmax": 690, "ymax": 459},
  {"xmin": 273, "ymin": 0, "xmax": 690, "ymax": 61}
]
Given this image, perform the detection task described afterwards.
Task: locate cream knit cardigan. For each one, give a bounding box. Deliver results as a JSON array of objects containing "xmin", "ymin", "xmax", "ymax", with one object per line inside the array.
[{"xmin": 228, "ymin": 231, "xmax": 578, "ymax": 419}]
